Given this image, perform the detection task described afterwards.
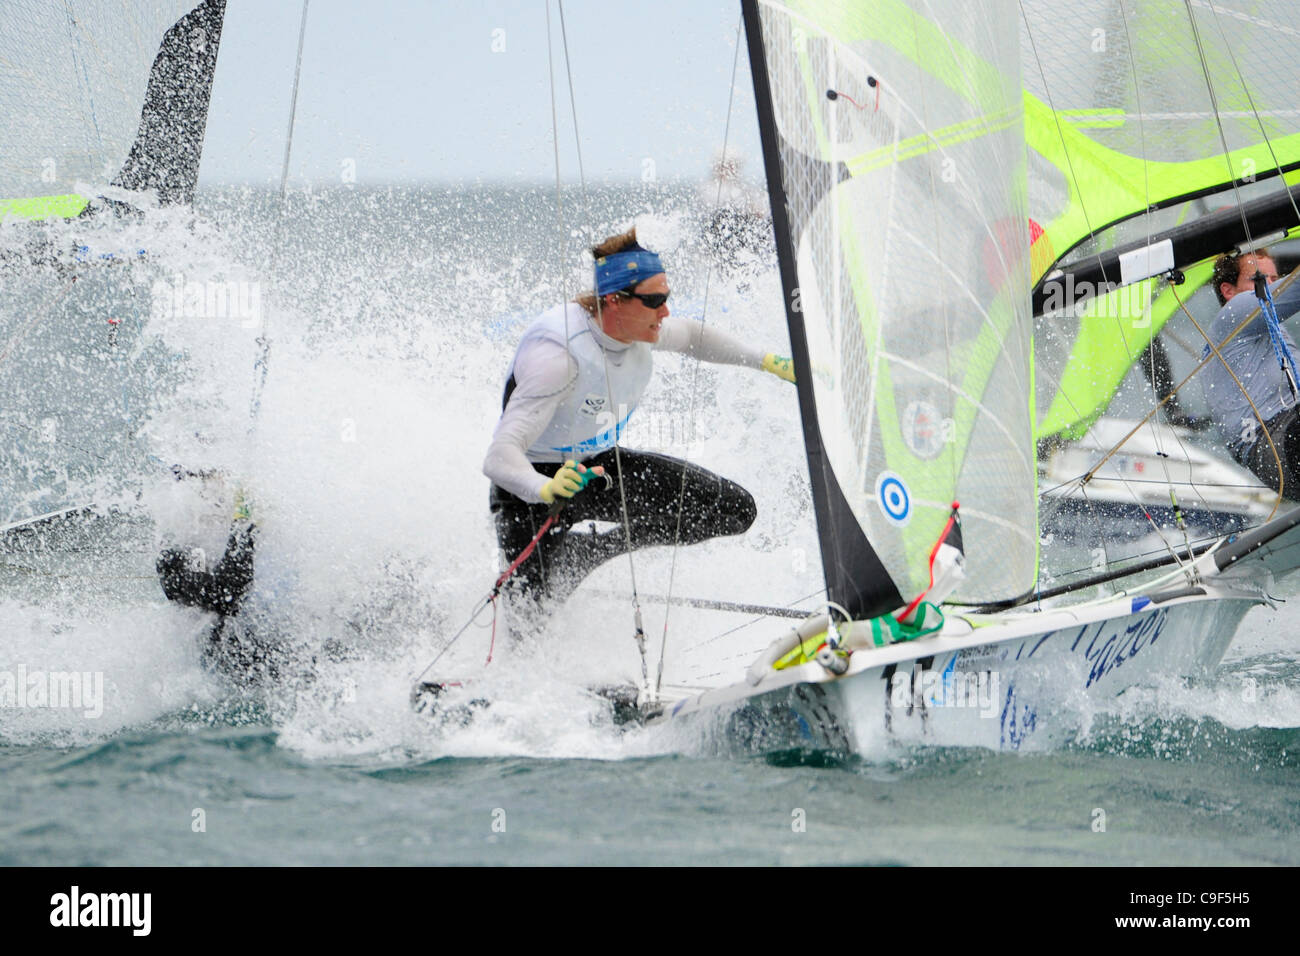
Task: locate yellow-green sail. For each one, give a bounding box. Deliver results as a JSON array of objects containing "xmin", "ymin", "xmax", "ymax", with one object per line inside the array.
[{"xmin": 1021, "ymin": 1, "xmax": 1300, "ymax": 439}]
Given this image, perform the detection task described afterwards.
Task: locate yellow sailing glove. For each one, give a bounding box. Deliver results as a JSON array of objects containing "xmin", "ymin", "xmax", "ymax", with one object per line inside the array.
[
  {"xmin": 232, "ymin": 484, "xmax": 252, "ymax": 522},
  {"xmin": 539, "ymin": 460, "xmax": 603, "ymax": 505},
  {"xmin": 762, "ymin": 353, "xmax": 796, "ymax": 383}
]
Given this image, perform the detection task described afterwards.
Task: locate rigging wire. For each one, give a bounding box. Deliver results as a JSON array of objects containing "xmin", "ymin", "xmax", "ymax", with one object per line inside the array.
[
  {"xmin": 1042, "ymin": 471, "xmax": 1274, "ymax": 495},
  {"xmin": 1020, "ymin": 1, "xmax": 1168, "ymax": 471},
  {"xmin": 1018, "ymin": 3, "xmax": 1117, "ymax": 300},
  {"xmin": 1116, "ymin": 0, "xmax": 1195, "ymax": 559},
  {"xmin": 1184, "ymin": 0, "xmax": 1255, "ymax": 252},
  {"xmin": 544, "ymin": 0, "xmax": 582, "ymax": 463},
  {"xmin": 1183, "ymin": 3, "xmax": 1300, "ymax": 448},
  {"xmin": 553, "ymin": 0, "xmax": 595, "ymax": 466},
  {"xmin": 678, "ymin": 587, "xmax": 829, "ymax": 651},
  {"xmin": 545, "ymin": 0, "xmax": 651, "ymax": 688},
  {"xmin": 1021, "ymin": 0, "xmax": 1158, "ymax": 564},
  {"xmin": 1044, "ymin": 529, "xmax": 1226, "ymax": 582},
  {"xmin": 556, "ymin": 3, "xmax": 588, "ymax": 200},
  {"xmin": 1027, "ymin": 1, "xmax": 1292, "ymax": 568},
  {"xmin": 1204, "ymin": 6, "xmax": 1300, "ymax": 230},
  {"xmin": 654, "ymin": 12, "xmax": 746, "ymax": 699},
  {"xmin": 62, "ymin": 1, "xmax": 104, "ymax": 163},
  {"xmin": 1080, "ymin": 270, "xmax": 1299, "ymax": 521},
  {"xmin": 1068, "ymin": 1, "xmax": 1293, "ymax": 523},
  {"xmin": 1169, "ymin": 282, "xmax": 1285, "ymax": 515},
  {"xmin": 248, "ymin": 0, "xmax": 310, "ymax": 427}
]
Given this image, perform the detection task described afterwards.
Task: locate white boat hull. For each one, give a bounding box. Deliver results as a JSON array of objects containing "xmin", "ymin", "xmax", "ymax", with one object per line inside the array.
[{"xmin": 651, "ymin": 508, "xmax": 1300, "ymax": 752}]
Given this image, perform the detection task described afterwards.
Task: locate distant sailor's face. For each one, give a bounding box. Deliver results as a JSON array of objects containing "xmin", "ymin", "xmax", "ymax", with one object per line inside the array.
[
  {"xmin": 604, "ymin": 273, "xmax": 670, "ymax": 344},
  {"xmin": 1225, "ymin": 255, "xmax": 1279, "ymax": 302}
]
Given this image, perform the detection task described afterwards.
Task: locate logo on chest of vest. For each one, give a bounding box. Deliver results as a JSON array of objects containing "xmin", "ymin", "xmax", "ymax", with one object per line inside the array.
[{"xmin": 580, "ymin": 393, "xmax": 608, "ymax": 417}]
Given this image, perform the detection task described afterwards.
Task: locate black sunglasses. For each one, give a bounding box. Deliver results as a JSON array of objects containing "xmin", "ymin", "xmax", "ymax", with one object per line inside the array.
[{"xmin": 618, "ymin": 288, "xmax": 669, "ymax": 309}]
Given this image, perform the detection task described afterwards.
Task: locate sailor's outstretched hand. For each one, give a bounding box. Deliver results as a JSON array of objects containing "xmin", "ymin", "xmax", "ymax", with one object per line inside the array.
[
  {"xmin": 539, "ymin": 460, "xmax": 606, "ymax": 505},
  {"xmin": 762, "ymin": 353, "xmax": 796, "ymax": 383}
]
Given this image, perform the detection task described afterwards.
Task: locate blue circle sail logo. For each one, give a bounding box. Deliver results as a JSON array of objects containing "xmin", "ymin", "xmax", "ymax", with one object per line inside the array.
[{"xmin": 876, "ymin": 471, "xmax": 911, "ymax": 526}]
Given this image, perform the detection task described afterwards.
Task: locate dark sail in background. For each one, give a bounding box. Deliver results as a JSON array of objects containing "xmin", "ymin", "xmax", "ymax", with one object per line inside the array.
[
  {"xmin": 1, "ymin": 1, "xmax": 229, "ymax": 525},
  {"xmin": 113, "ymin": 0, "xmax": 228, "ymax": 206},
  {"xmin": 1, "ymin": 1, "xmax": 226, "ymax": 217}
]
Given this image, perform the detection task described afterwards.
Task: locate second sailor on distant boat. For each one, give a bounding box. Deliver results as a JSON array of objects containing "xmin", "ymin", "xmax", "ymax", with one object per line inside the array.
[{"xmin": 1201, "ymin": 248, "xmax": 1300, "ymax": 496}]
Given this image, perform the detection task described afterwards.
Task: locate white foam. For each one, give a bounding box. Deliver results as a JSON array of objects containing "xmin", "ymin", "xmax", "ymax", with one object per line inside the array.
[{"xmin": 4, "ymin": 190, "xmax": 825, "ymax": 761}]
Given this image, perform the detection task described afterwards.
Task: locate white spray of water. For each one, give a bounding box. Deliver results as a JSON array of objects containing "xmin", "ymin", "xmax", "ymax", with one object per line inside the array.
[{"xmin": 3, "ymin": 188, "xmax": 826, "ymax": 759}]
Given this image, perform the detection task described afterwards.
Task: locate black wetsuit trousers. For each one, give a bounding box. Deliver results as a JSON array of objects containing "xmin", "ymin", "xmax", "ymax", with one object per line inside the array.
[
  {"xmin": 490, "ymin": 448, "xmax": 757, "ymax": 605},
  {"xmin": 156, "ymin": 523, "xmax": 256, "ymax": 615}
]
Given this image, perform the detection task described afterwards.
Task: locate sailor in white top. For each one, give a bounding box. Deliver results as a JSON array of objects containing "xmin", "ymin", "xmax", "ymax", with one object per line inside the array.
[{"xmin": 483, "ymin": 227, "xmax": 795, "ymax": 604}]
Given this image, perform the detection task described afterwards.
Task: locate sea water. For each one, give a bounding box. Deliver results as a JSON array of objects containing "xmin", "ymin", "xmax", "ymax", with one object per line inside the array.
[{"xmin": 0, "ymin": 185, "xmax": 1296, "ymax": 865}]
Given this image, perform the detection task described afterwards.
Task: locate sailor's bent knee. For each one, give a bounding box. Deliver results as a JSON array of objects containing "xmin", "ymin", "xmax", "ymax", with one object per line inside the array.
[{"xmin": 723, "ymin": 485, "xmax": 757, "ymax": 535}]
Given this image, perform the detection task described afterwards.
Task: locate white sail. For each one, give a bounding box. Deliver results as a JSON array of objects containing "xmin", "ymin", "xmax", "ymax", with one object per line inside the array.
[{"xmin": 750, "ymin": 0, "xmax": 1036, "ymax": 615}]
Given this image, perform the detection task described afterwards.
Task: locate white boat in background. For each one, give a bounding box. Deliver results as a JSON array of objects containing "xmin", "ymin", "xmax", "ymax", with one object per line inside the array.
[{"xmin": 1040, "ymin": 418, "xmax": 1275, "ymax": 542}]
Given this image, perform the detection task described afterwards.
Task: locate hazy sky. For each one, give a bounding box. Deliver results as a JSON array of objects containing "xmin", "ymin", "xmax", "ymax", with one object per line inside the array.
[{"xmin": 200, "ymin": 0, "xmax": 765, "ymax": 187}]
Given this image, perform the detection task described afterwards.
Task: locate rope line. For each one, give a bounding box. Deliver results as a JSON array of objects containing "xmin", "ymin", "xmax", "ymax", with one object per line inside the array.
[{"xmin": 656, "ymin": 12, "xmax": 747, "ymax": 697}]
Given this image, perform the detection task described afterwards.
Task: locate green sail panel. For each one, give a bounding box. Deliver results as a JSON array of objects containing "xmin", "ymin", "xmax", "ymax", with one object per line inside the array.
[
  {"xmin": 1036, "ymin": 261, "xmax": 1211, "ymax": 440},
  {"xmin": 1021, "ymin": 1, "xmax": 1300, "ymax": 439},
  {"xmin": 1022, "ymin": 0, "xmax": 1300, "ymax": 283},
  {"xmin": 754, "ymin": 0, "xmax": 1037, "ymax": 608}
]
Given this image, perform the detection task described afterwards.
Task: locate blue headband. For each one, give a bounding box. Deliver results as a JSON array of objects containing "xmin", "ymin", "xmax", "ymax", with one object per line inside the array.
[{"xmin": 594, "ymin": 249, "xmax": 664, "ymax": 296}]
